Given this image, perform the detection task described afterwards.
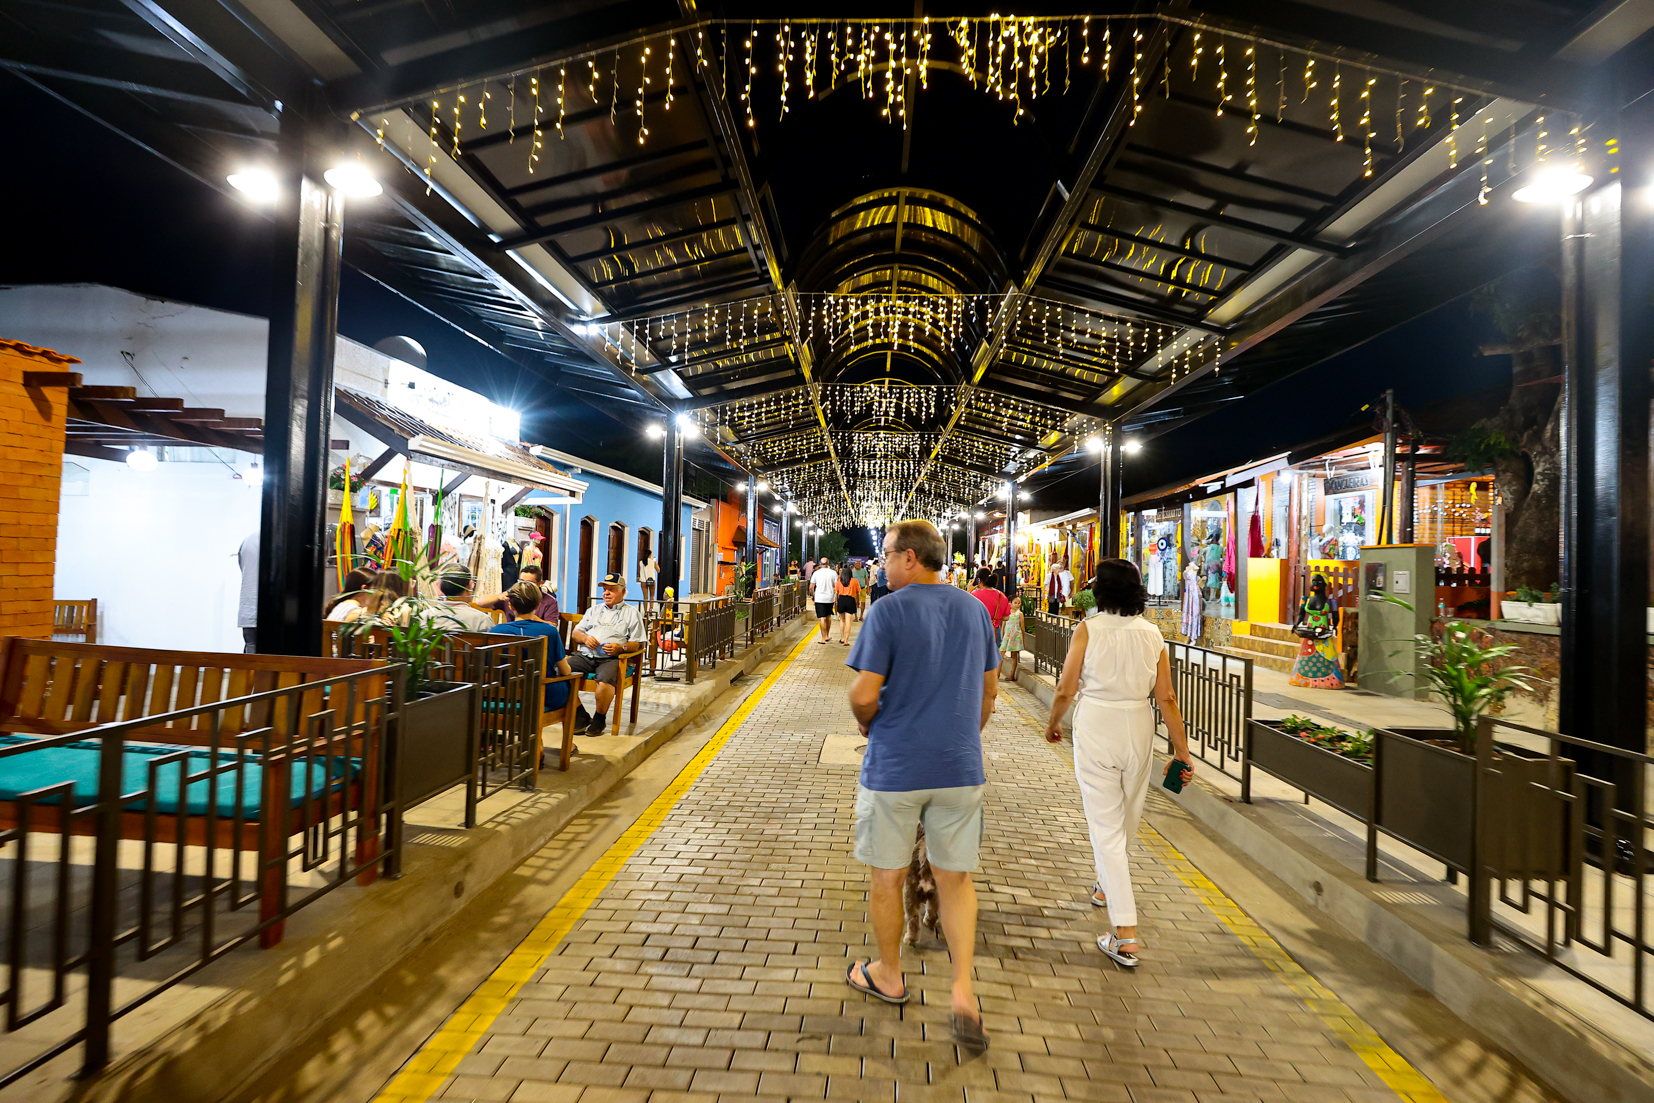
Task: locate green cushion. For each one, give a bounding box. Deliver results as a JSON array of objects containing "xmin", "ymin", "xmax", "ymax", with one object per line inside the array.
[{"xmin": 0, "ymin": 734, "xmax": 358, "ymax": 820}]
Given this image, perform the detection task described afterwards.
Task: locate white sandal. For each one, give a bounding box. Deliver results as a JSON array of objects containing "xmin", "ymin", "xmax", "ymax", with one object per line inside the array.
[{"xmin": 1097, "ymin": 932, "xmax": 1141, "ymax": 967}]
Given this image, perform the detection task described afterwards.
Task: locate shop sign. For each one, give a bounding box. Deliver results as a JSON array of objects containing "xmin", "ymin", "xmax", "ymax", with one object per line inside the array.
[{"xmin": 1324, "ymin": 471, "xmax": 1375, "ymax": 494}]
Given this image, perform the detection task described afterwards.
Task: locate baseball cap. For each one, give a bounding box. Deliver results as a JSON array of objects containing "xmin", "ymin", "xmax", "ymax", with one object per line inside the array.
[{"xmin": 601, "ymin": 572, "xmax": 626, "ymax": 588}]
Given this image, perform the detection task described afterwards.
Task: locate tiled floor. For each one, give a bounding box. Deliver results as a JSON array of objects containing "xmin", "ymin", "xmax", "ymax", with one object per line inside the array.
[{"xmin": 379, "ymin": 629, "xmax": 1467, "ymax": 1103}]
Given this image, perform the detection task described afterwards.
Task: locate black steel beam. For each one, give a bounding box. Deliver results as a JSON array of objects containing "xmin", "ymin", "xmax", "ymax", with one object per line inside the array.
[
  {"xmin": 566, "ymin": 217, "xmax": 741, "ymax": 263},
  {"xmin": 1039, "ymin": 276, "xmax": 1230, "ymax": 333},
  {"xmin": 1090, "ymin": 184, "xmax": 1349, "ymax": 256},
  {"xmin": 1119, "ymin": 144, "xmax": 1341, "ymax": 204},
  {"xmin": 117, "ymin": 0, "xmax": 311, "ymax": 111},
  {"xmin": 683, "ymin": 380, "xmax": 805, "ymax": 410},
  {"xmin": 496, "ymin": 181, "xmax": 739, "ymax": 249},
  {"xmin": 1074, "ymin": 222, "xmax": 1258, "ymax": 272},
  {"xmin": 330, "ymin": 9, "xmax": 695, "ymax": 116},
  {"xmin": 0, "ymin": 28, "xmax": 256, "ymax": 109}
]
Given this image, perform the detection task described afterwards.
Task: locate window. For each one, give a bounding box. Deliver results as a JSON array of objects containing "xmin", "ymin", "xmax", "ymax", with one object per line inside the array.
[
  {"xmin": 607, "ymin": 522, "xmax": 627, "ymax": 580},
  {"xmin": 578, "ymin": 517, "xmax": 596, "ymax": 612}
]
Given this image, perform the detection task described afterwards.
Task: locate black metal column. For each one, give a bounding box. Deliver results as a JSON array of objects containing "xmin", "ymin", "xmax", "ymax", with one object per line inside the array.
[
  {"xmin": 659, "ymin": 417, "xmax": 683, "ymax": 599},
  {"xmin": 1559, "ymin": 141, "xmax": 1653, "ymax": 757},
  {"xmin": 1003, "ymin": 483, "xmax": 1019, "ymax": 600},
  {"xmin": 1399, "ymin": 448, "xmax": 1416, "ymax": 544},
  {"xmin": 257, "ymin": 108, "xmax": 343, "ymax": 656},
  {"xmin": 779, "ymin": 506, "xmax": 789, "ymax": 574},
  {"xmin": 744, "ymin": 475, "xmax": 757, "ymax": 570},
  {"xmin": 1099, "ymin": 431, "xmax": 1123, "ymax": 562},
  {"xmin": 967, "ymin": 510, "xmax": 977, "ymax": 572}
]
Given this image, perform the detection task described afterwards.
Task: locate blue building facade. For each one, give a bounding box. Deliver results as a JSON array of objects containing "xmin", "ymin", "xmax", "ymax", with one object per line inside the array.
[{"xmin": 531, "ymin": 448, "xmax": 702, "ymax": 613}]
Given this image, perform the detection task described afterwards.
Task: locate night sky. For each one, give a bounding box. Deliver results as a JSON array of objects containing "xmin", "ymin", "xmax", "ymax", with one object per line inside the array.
[{"xmin": 3, "ymin": 72, "xmax": 1518, "ymax": 527}]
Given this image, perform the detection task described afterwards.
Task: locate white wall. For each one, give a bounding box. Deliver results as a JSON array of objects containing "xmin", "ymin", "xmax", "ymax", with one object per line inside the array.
[{"xmin": 54, "ymin": 455, "xmax": 261, "ymax": 652}]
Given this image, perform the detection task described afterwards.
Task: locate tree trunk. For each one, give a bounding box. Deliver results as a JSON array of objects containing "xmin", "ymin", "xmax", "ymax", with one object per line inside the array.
[{"xmin": 1486, "ymin": 343, "xmax": 1562, "ymax": 591}]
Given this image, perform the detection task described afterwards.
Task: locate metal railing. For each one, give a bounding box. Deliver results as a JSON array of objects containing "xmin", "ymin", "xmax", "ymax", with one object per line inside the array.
[
  {"xmin": 1467, "ymin": 716, "xmax": 1654, "ymax": 1020},
  {"xmin": 744, "ymin": 588, "xmax": 778, "ymax": 647},
  {"xmin": 329, "ymin": 629, "xmax": 545, "ymax": 801},
  {"xmin": 0, "ymin": 665, "xmax": 399, "ymax": 1084},
  {"xmin": 1160, "ymin": 641, "xmax": 1252, "ymax": 780},
  {"xmin": 1028, "ymin": 613, "xmax": 1073, "ymax": 677}
]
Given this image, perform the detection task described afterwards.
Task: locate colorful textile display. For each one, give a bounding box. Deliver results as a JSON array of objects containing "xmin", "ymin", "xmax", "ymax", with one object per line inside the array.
[
  {"xmin": 385, "ymin": 465, "xmax": 415, "ymax": 569},
  {"xmin": 335, "ymin": 457, "xmax": 356, "ymax": 588},
  {"xmin": 1222, "ymin": 497, "xmax": 1237, "ymax": 592},
  {"xmin": 1248, "ymin": 508, "xmax": 1265, "ymax": 558},
  {"xmin": 1180, "ymin": 563, "xmax": 1203, "ymax": 641}
]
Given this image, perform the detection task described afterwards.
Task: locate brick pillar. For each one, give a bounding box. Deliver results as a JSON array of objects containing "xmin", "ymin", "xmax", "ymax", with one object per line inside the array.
[{"xmin": 0, "ymin": 339, "xmax": 78, "ymax": 639}]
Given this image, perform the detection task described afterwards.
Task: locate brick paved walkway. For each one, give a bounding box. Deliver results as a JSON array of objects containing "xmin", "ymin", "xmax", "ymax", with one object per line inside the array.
[{"xmin": 388, "ymin": 630, "xmax": 1450, "ymax": 1103}]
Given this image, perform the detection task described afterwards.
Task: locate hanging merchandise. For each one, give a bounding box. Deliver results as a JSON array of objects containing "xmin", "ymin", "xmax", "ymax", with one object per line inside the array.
[
  {"xmin": 385, "ymin": 464, "xmax": 415, "ymax": 570},
  {"xmin": 1181, "ymin": 562, "xmax": 1204, "ymax": 642},
  {"xmin": 335, "ymin": 456, "xmax": 357, "ymax": 587}
]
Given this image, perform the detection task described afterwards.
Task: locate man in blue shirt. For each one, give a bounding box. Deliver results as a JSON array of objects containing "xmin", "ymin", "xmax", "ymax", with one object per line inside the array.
[{"xmin": 844, "ymin": 520, "xmax": 999, "ymax": 1054}]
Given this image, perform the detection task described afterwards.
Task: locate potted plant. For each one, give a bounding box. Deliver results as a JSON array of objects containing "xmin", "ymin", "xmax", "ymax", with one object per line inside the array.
[
  {"xmin": 1071, "ymin": 587, "xmax": 1096, "ymax": 619},
  {"xmin": 1501, "ymin": 583, "xmax": 1560, "ymax": 626}
]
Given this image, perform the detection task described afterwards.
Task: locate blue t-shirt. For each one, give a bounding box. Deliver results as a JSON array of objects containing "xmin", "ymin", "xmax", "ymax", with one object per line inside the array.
[
  {"xmin": 846, "ymin": 582, "xmax": 1001, "ymax": 791},
  {"xmin": 490, "ymin": 620, "xmax": 569, "ymax": 711}
]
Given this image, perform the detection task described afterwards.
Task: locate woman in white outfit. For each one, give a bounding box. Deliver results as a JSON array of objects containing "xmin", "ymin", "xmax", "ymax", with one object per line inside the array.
[{"xmin": 1043, "ymin": 558, "xmax": 1193, "ymax": 967}]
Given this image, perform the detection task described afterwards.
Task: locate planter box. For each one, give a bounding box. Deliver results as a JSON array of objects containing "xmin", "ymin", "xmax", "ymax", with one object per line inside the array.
[
  {"xmin": 1244, "ymin": 720, "xmax": 1569, "ymax": 880},
  {"xmin": 393, "ymin": 680, "xmax": 480, "ymax": 819},
  {"xmin": 1245, "ymin": 718, "xmax": 1371, "ymax": 820},
  {"xmin": 1502, "ymin": 600, "xmax": 1560, "ymax": 625}
]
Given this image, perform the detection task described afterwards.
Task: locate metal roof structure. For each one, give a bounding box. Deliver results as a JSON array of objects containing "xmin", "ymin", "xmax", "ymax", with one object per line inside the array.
[{"xmin": 2, "ymin": 0, "xmax": 1642, "ymax": 529}]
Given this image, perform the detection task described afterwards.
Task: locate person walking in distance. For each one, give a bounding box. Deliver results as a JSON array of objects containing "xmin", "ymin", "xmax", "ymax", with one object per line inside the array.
[
  {"xmin": 835, "ymin": 563, "xmax": 861, "ymax": 645},
  {"xmin": 844, "ymin": 520, "xmax": 1000, "ymax": 1055},
  {"xmin": 811, "ymin": 557, "xmax": 839, "ymax": 644},
  {"xmin": 1043, "ymin": 559, "xmax": 1193, "ymax": 967}
]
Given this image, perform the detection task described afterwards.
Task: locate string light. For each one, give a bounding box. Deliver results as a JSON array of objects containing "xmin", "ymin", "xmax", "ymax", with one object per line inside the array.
[
  {"xmin": 529, "ymin": 77, "xmax": 542, "ymax": 172},
  {"xmin": 636, "ymin": 44, "xmax": 651, "ymax": 144},
  {"xmin": 1245, "ymin": 46, "xmax": 1258, "ymax": 145},
  {"xmin": 1331, "ymin": 63, "xmax": 1342, "ymax": 141}
]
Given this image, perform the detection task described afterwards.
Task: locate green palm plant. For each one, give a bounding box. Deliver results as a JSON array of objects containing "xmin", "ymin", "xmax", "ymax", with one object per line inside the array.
[{"xmin": 1381, "ymin": 596, "xmax": 1534, "ymax": 752}]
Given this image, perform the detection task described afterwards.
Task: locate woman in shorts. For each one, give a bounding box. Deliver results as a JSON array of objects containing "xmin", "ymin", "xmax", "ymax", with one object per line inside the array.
[{"xmin": 834, "ymin": 564, "xmax": 861, "ymax": 646}]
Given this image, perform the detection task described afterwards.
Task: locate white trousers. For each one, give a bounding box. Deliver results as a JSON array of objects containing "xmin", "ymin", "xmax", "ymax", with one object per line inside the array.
[{"xmin": 1071, "ymin": 699, "xmax": 1156, "ymax": 929}]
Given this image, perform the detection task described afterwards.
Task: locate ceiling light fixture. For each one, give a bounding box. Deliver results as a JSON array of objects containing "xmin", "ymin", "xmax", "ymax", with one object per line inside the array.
[
  {"xmin": 1123, "ymin": 439, "xmax": 1143, "ymax": 454},
  {"xmin": 323, "ymin": 163, "xmax": 382, "ymax": 198},
  {"xmin": 126, "ymin": 447, "xmax": 159, "ymax": 471},
  {"xmin": 226, "ymin": 170, "xmax": 278, "ymax": 204},
  {"xmin": 1511, "ymin": 164, "xmax": 1593, "ymax": 204}
]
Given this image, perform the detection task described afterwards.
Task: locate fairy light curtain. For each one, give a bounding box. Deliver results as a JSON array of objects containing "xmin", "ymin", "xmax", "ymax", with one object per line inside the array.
[{"xmin": 378, "ymin": 14, "xmax": 1597, "ymax": 201}]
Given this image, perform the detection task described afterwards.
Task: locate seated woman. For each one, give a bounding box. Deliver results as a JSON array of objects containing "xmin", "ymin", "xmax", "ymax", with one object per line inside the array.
[
  {"xmin": 1289, "ymin": 574, "xmax": 1344, "ymax": 689},
  {"xmin": 324, "ymin": 567, "xmax": 376, "ymax": 622},
  {"xmin": 490, "ymin": 580, "xmax": 577, "ymax": 722},
  {"xmin": 341, "ymin": 571, "xmax": 412, "ymax": 626}
]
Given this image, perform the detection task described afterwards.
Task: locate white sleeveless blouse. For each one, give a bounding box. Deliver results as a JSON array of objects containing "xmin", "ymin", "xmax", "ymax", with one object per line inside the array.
[{"xmin": 1077, "ymin": 612, "xmax": 1163, "ymax": 708}]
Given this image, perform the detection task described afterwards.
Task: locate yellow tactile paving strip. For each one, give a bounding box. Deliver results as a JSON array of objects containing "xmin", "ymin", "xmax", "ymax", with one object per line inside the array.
[{"xmin": 373, "ymin": 633, "xmax": 815, "ymax": 1103}]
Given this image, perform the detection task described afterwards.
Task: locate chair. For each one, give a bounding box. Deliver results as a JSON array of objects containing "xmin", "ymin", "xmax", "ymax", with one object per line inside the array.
[
  {"xmin": 558, "ymin": 613, "xmax": 643, "ymax": 732},
  {"xmin": 52, "ymin": 599, "xmax": 96, "ymax": 643},
  {"xmin": 541, "ymin": 668, "xmax": 582, "ymax": 771}
]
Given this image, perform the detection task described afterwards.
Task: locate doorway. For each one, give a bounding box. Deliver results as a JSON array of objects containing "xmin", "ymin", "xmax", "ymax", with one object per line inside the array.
[{"xmin": 578, "ymin": 516, "xmax": 596, "ymax": 612}]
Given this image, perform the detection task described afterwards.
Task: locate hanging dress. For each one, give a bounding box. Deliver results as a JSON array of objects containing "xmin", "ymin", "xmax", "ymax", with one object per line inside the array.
[
  {"xmin": 1180, "ymin": 564, "xmax": 1203, "ymax": 642},
  {"xmin": 1289, "ymin": 597, "xmax": 1345, "ymax": 689}
]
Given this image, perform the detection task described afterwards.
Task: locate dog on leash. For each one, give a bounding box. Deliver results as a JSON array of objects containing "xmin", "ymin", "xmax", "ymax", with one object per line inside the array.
[{"xmin": 903, "ymin": 824, "xmax": 942, "ymax": 946}]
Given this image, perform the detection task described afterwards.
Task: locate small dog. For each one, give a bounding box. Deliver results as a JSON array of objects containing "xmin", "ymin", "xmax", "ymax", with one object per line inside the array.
[{"xmin": 903, "ymin": 824, "xmax": 942, "ymax": 946}]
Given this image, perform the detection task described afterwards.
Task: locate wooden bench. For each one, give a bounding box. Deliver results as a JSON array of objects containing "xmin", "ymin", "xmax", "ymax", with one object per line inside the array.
[
  {"xmin": 559, "ymin": 614, "xmax": 643, "ymax": 733},
  {"xmin": 52, "ymin": 599, "xmax": 96, "ymax": 643},
  {"xmin": 0, "ymin": 637, "xmax": 390, "ymax": 947}
]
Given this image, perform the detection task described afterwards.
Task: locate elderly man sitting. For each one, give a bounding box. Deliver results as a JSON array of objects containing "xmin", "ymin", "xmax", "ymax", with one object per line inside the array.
[{"xmin": 568, "ymin": 573, "xmax": 646, "ymax": 734}]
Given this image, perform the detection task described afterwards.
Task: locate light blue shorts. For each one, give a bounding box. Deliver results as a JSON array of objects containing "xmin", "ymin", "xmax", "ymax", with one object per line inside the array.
[{"xmin": 854, "ymin": 784, "xmax": 985, "ymax": 871}]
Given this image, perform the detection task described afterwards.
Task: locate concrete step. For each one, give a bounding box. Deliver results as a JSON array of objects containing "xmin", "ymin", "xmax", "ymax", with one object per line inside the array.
[
  {"xmin": 1217, "ymin": 643, "xmax": 1296, "ymax": 674},
  {"xmin": 1248, "ymin": 621, "xmax": 1300, "ymax": 644},
  {"xmin": 1230, "ymin": 632, "xmax": 1299, "ymax": 660}
]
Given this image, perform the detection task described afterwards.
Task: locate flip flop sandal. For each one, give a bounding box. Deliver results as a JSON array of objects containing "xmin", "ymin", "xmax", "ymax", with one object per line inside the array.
[
  {"xmin": 1097, "ymin": 932, "xmax": 1141, "ymax": 968},
  {"xmin": 949, "ymin": 1011, "xmax": 990, "ymax": 1056},
  {"xmin": 845, "ymin": 961, "xmax": 909, "ymax": 1005},
  {"xmin": 1089, "ymin": 883, "xmax": 1107, "ymax": 908}
]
